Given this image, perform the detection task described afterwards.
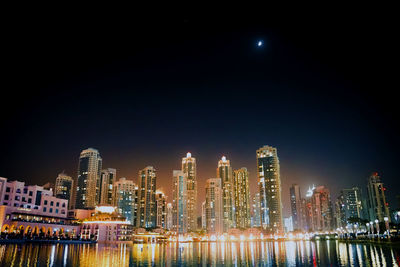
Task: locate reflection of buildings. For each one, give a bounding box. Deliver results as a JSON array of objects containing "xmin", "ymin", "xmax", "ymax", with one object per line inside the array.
[{"xmin": 257, "ymin": 146, "xmax": 283, "ymax": 233}]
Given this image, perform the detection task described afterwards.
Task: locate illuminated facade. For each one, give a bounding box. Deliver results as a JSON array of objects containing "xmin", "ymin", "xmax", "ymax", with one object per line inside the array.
[
  {"xmin": 251, "ymin": 193, "xmax": 261, "ymax": 227},
  {"xmin": 54, "ymin": 173, "xmax": 74, "ymax": 209},
  {"xmin": 289, "ymin": 184, "xmax": 302, "ymax": 230},
  {"xmin": 155, "ymin": 191, "xmax": 167, "ymax": 229},
  {"xmin": 217, "ymin": 156, "xmax": 235, "ymax": 231},
  {"xmin": 75, "ymin": 148, "xmax": 102, "ymax": 209},
  {"xmin": 366, "ymin": 172, "xmax": 390, "ymax": 222},
  {"xmin": 233, "ymin": 167, "xmax": 250, "ymax": 228},
  {"xmin": 172, "ymin": 170, "xmax": 187, "ymax": 234},
  {"xmin": 309, "ymin": 186, "xmax": 333, "ymax": 231},
  {"xmin": 257, "ymin": 145, "xmax": 283, "ymax": 233},
  {"xmin": 113, "ymin": 177, "xmax": 136, "ymax": 225},
  {"xmin": 205, "ymin": 178, "xmax": 223, "ymax": 234},
  {"xmin": 99, "ymin": 168, "xmax": 116, "ymax": 205},
  {"xmin": 137, "ymin": 166, "xmax": 157, "ymax": 228},
  {"xmin": 182, "ymin": 152, "xmax": 197, "ymax": 232},
  {"xmin": 166, "ymin": 203, "xmax": 173, "ymax": 230},
  {"xmin": 335, "ymin": 187, "xmax": 367, "ymax": 228}
]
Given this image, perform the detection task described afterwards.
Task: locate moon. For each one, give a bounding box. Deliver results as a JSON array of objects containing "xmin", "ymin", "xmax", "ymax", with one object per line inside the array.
[{"xmin": 257, "ymin": 40, "xmax": 263, "ymax": 47}]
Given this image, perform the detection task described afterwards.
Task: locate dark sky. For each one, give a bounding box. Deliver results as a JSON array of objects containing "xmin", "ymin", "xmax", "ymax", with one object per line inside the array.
[{"xmin": 1, "ymin": 11, "xmax": 399, "ymax": 215}]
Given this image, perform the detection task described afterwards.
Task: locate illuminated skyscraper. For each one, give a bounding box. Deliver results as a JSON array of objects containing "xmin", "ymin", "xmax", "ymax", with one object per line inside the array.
[
  {"xmin": 113, "ymin": 177, "xmax": 136, "ymax": 224},
  {"xmin": 233, "ymin": 167, "xmax": 250, "ymax": 228},
  {"xmin": 75, "ymin": 148, "xmax": 102, "ymax": 209},
  {"xmin": 251, "ymin": 193, "xmax": 261, "ymax": 227},
  {"xmin": 166, "ymin": 203, "xmax": 173, "ymax": 230},
  {"xmin": 367, "ymin": 172, "xmax": 390, "ymax": 222},
  {"xmin": 205, "ymin": 178, "xmax": 223, "ymax": 234},
  {"xmin": 182, "ymin": 152, "xmax": 197, "ymax": 232},
  {"xmin": 172, "ymin": 170, "xmax": 187, "ymax": 234},
  {"xmin": 257, "ymin": 145, "xmax": 283, "ymax": 233},
  {"xmin": 217, "ymin": 156, "xmax": 234, "ymax": 231},
  {"xmin": 156, "ymin": 191, "xmax": 167, "ymax": 229},
  {"xmin": 289, "ymin": 184, "xmax": 302, "ymax": 230},
  {"xmin": 201, "ymin": 201, "xmax": 206, "ymax": 230},
  {"xmin": 335, "ymin": 187, "xmax": 366, "ymax": 228},
  {"xmin": 54, "ymin": 172, "xmax": 74, "ymax": 209},
  {"xmin": 99, "ymin": 168, "xmax": 116, "ymax": 205},
  {"xmin": 308, "ymin": 185, "xmax": 333, "ymax": 231},
  {"xmin": 137, "ymin": 166, "xmax": 157, "ymax": 228}
]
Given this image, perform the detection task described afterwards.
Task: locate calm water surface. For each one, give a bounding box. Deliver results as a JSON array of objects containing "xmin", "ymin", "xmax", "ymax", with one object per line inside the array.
[{"xmin": 0, "ymin": 241, "xmax": 399, "ymax": 266}]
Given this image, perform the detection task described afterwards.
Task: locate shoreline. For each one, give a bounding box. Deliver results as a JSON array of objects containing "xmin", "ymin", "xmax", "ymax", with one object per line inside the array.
[{"xmin": 0, "ymin": 239, "xmax": 97, "ymax": 244}]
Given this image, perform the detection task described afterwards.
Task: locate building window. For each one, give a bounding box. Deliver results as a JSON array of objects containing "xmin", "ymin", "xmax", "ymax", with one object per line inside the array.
[
  {"xmin": 44, "ymin": 200, "xmax": 48, "ymax": 205},
  {"xmin": 14, "ymin": 203, "xmax": 18, "ymax": 207},
  {"xmin": 56, "ymin": 202, "xmax": 59, "ymax": 207},
  {"xmin": 15, "ymin": 196, "xmax": 20, "ymax": 201},
  {"xmin": 6, "ymin": 187, "xmax": 10, "ymax": 192},
  {"xmin": 61, "ymin": 210, "xmax": 65, "ymax": 214},
  {"xmin": 49, "ymin": 208, "xmax": 53, "ymax": 213},
  {"xmin": 28, "ymin": 198, "xmax": 32, "ymax": 203},
  {"xmin": 29, "ymin": 191, "xmax": 33, "ymax": 196},
  {"xmin": 24, "ymin": 188, "xmax": 28, "ymax": 194},
  {"xmin": 3, "ymin": 202, "xmax": 8, "ymax": 205},
  {"xmin": 50, "ymin": 201, "xmax": 54, "ymax": 206},
  {"xmin": 43, "ymin": 207, "xmax": 47, "ymax": 212},
  {"xmin": 22, "ymin": 197, "xmax": 26, "ymax": 202},
  {"xmin": 62, "ymin": 203, "xmax": 66, "ymax": 208},
  {"xmin": 56, "ymin": 209, "xmax": 59, "ymax": 214},
  {"xmin": 4, "ymin": 195, "xmax": 9, "ymax": 200}
]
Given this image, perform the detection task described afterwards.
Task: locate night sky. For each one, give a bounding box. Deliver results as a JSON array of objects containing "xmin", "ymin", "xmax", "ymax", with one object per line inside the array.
[{"xmin": 1, "ymin": 13, "xmax": 399, "ymax": 215}]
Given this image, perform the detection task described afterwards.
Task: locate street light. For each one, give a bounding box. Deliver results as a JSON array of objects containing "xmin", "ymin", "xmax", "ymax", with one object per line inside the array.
[
  {"xmin": 375, "ymin": 219, "xmax": 380, "ymax": 237},
  {"xmin": 366, "ymin": 223, "xmax": 370, "ymax": 237}
]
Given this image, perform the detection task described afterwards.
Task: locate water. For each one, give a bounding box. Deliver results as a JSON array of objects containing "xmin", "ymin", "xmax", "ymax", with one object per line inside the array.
[{"xmin": 0, "ymin": 241, "xmax": 399, "ymax": 266}]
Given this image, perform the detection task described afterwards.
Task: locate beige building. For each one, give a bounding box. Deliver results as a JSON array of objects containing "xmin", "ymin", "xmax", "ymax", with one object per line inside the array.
[
  {"xmin": 137, "ymin": 167, "xmax": 157, "ymax": 228},
  {"xmin": 217, "ymin": 156, "xmax": 235, "ymax": 231},
  {"xmin": 205, "ymin": 178, "xmax": 223, "ymax": 234}
]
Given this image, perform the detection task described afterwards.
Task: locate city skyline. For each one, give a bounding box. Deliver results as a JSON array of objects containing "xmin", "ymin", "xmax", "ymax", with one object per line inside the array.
[{"xmin": 1, "ymin": 17, "xmax": 398, "ymax": 218}]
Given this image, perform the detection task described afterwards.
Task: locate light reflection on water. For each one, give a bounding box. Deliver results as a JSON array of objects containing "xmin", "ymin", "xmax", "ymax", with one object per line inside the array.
[{"xmin": 0, "ymin": 240, "xmax": 399, "ymax": 266}]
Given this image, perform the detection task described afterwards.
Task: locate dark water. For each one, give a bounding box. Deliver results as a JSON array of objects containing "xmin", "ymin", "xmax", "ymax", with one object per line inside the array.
[{"xmin": 0, "ymin": 241, "xmax": 399, "ymax": 266}]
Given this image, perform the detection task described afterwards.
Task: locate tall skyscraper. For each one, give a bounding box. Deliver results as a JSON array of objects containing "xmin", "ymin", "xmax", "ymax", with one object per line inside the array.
[
  {"xmin": 336, "ymin": 187, "xmax": 366, "ymax": 228},
  {"xmin": 99, "ymin": 168, "xmax": 116, "ymax": 205},
  {"xmin": 166, "ymin": 203, "xmax": 173, "ymax": 230},
  {"xmin": 75, "ymin": 148, "xmax": 102, "ymax": 209},
  {"xmin": 172, "ymin": 170, "xmax": 187, "ymax": 234},
  {"xmin": 137, "ymin": 166, "xmax": 157, "ymax": 228},
  {"xmin": 205, "ymin": 178, "xmax": 223, "ymax": 234},
  {"xmin": 201, "ymin": 201, "xmax": 206, "ymax": 230},
  {"xmin": 182, "ymin": 152, "xmax": 197, "ymax": 232},
  {"xmin": 309, "ymin": 185, "xmax": 333, "ymax": 231},
  {"xmin": 366, "ymin": 172, "xmax": 390, "ymax": 222},
  {"xmin": 257, "ymin": 145, "xmax": 283, "ymax": 233},
  {"xmin": 113, "ymin": 177, "xmax": 136, "ymax": 224},
  {"xmin": 233, "ymin": 167, "xmax": 250, "ymax": 229},
  {"xmin": 217, "ymin": 156, "xmax": 235, "ymax": 231},
  {"xmin": 251, "ymin": 193, "xmax": 261, "ymax": 227},
  {"xmin": 289, "ymin": 184, "xmax": 302, "ymax": 230},
  {"xmin": 156, "ymin": 191, "xmax": 167, "ymax": 229},
  {"xmin": 54, "ymin": 172, "xmax": 74, "ymax": 208}
]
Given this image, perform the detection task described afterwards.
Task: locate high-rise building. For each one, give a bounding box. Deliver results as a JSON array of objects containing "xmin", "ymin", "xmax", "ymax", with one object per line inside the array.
[
  {"xmin": 366, "ymin": 172, "xmax": 390, "ymax": 222},
  {"xmin": 336, "ymin": 187, "xmax": 366, "ymax": 228},
  {"xmin": 257, "ymin": 145, "xmax": 283, "ymax": 233},
  {"xmin": 137, "ymin": 166, "xmax": 157, "ymax": 228},
  {"xmin": 99, "ymin": 168, "xmax": 116, "ymax": 205},
  {"xmin": 166, "ymin": 203, "xmax": 173, "ymax": 230},
  {"xmin": 205, "ymin": 178, "xmax": 223, "ymax": 234},
  {"xmin": 309, "ymin": 185, "xmax": 333, "ymax": 231},
  {"xmin": 289, "ymin": 184, "xmax": 302, "ymax": 230},
  {"xmin": 156, "ymin": 191, "xmax": 167, "ymax": 229},
  {"xmin": 172, "ymin": 170, "xmax": 187, "ymax": 234},
  {"xmin": 217, "ymin": 156, "xmax": 235, "ymax": 231},
  {"xmin": 113, "ymin": 177, "xmax": 136, "ymax": 224},
  {"xmin": 75, "ymin": 148, "xmax": 102, "ymax": 209},
  {"xmin": 182, "ymin": 152, "xmax": 197, "ymax": 232},
  {"xmin": 201, "ymin": 201, "xmax": 206, "ymax": 230},
  {"xmin": 251, "ymin": 193, "xmax": 261, "ymax": 227},
  {"xmin": 54, "ymin": 173, "xmax": 74, "ymax": 208},
  {"xmin": 233, "ymin": 167, "xmax": 250, "ymax": 229}
]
